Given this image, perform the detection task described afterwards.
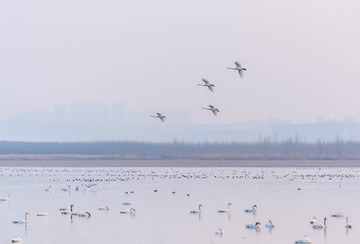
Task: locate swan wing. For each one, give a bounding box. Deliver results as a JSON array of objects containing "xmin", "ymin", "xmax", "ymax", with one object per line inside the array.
[
  {"xmin": 209, "ymin": 86, "xmax": 214, "ymax": 92},
  {"xmin": 238, "ymin": 70, "xmax": 244, "ymax": 78},
  {"xmin": 235, "ymin": 61, "xmax": 242, "ymax": 68},
  {"xmin": 202, "ymin": 78, "xmax": 209, "ymax": 84}
]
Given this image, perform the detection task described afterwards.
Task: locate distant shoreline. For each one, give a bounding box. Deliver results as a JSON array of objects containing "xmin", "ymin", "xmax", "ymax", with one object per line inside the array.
[{"xmin": 0, "ymin": 155, "xmax": 359, "ymax": 167}]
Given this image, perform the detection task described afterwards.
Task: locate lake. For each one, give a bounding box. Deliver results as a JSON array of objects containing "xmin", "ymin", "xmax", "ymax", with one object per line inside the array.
[{"xmin": 0, "ymin": 166, "xmax": 359, "ymax": 244}]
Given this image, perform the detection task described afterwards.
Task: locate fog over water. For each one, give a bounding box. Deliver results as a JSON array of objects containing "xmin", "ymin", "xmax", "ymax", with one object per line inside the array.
[{"xmin": 1, "ymin": 1, "xmax": 360, "ymax": 132}]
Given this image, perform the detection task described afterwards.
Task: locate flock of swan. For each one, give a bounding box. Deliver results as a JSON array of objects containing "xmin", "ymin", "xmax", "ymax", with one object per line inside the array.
[
  {"xmin": 3, "ymin": 182, "xmax": 147, "ymax": 243},
  {"xmin": 151, "ymin": 61, "xmax": 246, "ymax": 122},
  {"xmin": 1, "ymin": 167, "xmax": 359, "ymax": 243},
  {"xmin": 186, "ymin": 202, "xmax": 353, "ymax": 244},
  {"xmin": 4, "ymin": 190, "xmax": 326, "ymax": 244}
]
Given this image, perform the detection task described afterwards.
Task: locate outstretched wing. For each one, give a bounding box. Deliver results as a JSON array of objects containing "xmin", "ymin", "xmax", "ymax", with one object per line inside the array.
[
  {"xmin": 156, "ymin": 113, "xmax": 162, "ymax": 117},
  {"xmin": 202, "ymin": 78, "xmax": 209, "ymax": 84},
  {"xmin": 235, "ymin": 61, "xmax": 242, "ymax": 68},
  {"xmin": 209, "ymin": 105, "xmax": 215, "ymax": 109},
  {"xmin": 238, "ymin": 70, "xmax": 244, "ymax": 78},
  {"xmin": 208, "ymin": 86, "xmax": 214, "ymax": 92},
  {"xmin": 160, "ymin": 116, "xmax": 165, "ymax": 122},
  {"xmin": 212, "ymin": 110, "xmax": 218, "ymax": 116}
]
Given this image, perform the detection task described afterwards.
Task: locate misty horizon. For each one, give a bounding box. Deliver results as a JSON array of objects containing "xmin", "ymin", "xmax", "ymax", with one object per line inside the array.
[{"xmin": 0, "ymin": 101, "xmax": 360, "ymax": 142}]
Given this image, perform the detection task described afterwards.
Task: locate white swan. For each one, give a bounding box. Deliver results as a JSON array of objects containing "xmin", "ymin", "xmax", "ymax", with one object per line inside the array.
[
  {"xmin": 98, "ymin": 206, "xmax": 109, "ymax": 211},
  {"xmin": 61, "ymin": 204, "xmax": 73, "ymax": 214},
  {"xmin": 120, "ymin": 208, "xmax": 136, "ymax": 215},
  {"xmin": 227, "ymin": 61, "xmax": 247, "ymax": 78},
  {"xmin": 265, "ymin": 219, "xmax": 275, "ymax": 228},
  {"xmin": 190, "ymin": 204, "xmax": 203, "ymax": 213},
  {"xmin": 83, "ymin": 183, "xmax": 97, "ymax": 191},
  {"xmin": 37, "ymin": 212, "xmax": 50, "ymax": 216},
  {"xmin": 310, "ymin": 216, "xmax": 316, "ymax": 224},
  {"xmin": 345, "ymin": 216, "xmax": 353, "ymax": 228},
  {"xmin": 150, "ymin": 113, "xmax": 166, "ymax": 123},
  {"xmin": 122, "ymin": 201, "xmax": 133, "ymax": 206},
  {"xmin": 246, "ymin": 222, "xmax": 261, "ymax": 229},
  {"xmin": 202, "ymin": 105, "xmax": 219, "ymax": 116},
  {"xmin": 61, "ymin": 185, "xmax": 71, "ymax": 192},
  {"xmin": 218, "ymin": 202, "xmax": 232, "ymax": 213},
  {"xmin": 313, "ymin": 217, "xmax": 327, "ymax": 229},
  {"xmin": 198, "ymin": 78, "xmax": 215, "ymax": 92},
  {"xmin": 331, "ymin": 212, "xmax": 344, "ymax": 217},
  {"xmin": 245, "ymin": 204, "xmax": 257, "ymax": 213},
  {"xmin": 68, "ymin": 204, "xmax": 84, "ymax": 216},
  {"xmin": 78, "ymin": 212, "xmax": 91, "ymax": 217},
  {"xmin": 72, "ymin": 211, "xmax": 84, "ymax": 216},
  {"xmin": 13, "ymin": 212, "xmax": 29, "ymax": 224},
  {"xmin": 215, "ymin": 228, "xmax": 224, "ymax": 234},
  {"xmin": 11, "ymin": 237, "xmax": 22, "ymax": 243},
  {"xmin": 295, "ymin": 237, "xmax": 312, "ymax": 243},
  {"xmin": 0, "ymin": 193, "xmax": 11, "ymax": 202}
]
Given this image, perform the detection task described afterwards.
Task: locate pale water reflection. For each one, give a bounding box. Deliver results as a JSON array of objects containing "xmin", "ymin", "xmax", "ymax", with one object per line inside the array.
[{"xmin": 0, "ymin": 166, "xmax": 359, "ymax": 244}]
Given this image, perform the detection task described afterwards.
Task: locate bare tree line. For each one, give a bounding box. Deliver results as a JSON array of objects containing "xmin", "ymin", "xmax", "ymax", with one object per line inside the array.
[{"xmin": 0, "ymin": 138, "xmax": 360, "ymax": 160}]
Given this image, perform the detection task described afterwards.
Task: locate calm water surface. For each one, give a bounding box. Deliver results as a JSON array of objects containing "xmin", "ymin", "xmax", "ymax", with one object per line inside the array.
[{"xmin": 0, "ymin": 166, "xmax": 359, "ymax": 244}]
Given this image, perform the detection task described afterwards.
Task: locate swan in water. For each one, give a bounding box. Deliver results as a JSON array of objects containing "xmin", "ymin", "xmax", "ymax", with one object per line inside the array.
[
  {"xmin": 295, "ymin": 237, "xmax": 312, "ymax": 243},
  {"xmin": 65, "ymin": 204, "xmax": 84, "ymax": 216},
  {"xmin": 202, "ymin": 105, "xmax": 219, "ymax": 116},
  {"xmin": 61, "ymin": 204, "xmax": 73, "ymax": 214},
  {"xmin": 246, "ymin": 222, "xmax": 261, "ymax": 229},
  {"xmin": 345, "ymin": 216, "xmax": 353, "ymax": 228},
  {"xmin": 37, "ymin": 212, "xmax": 50, "ymax": 216},
  {"xmin": 98, "ymin": 206, "xmax": 109, "ymax": 211},
  {"xmin": 0, "ymin": 193, "xmax": 11, "ymax": 202},
  {"xmin": 310, "ymin": 216, "xmax": 316, "ymax": 224},
  {"xmin": 332, "ymin": 212, "xmax": 344, "ymax": 217},
  {"xmin": 227, "ymin": 61, "xmax": 247, "ymax": 78},
  {"xmin": 61, "ymin": 185, "xmax": 70, "ymax": 192},
  {"xmin": 120, "ymin": 208, "xmax": 136, "ymax": 215},
  {"xmin": 313, "ymin": 217, "xmax": 327, "ymax": 229},
  {"xmin": 215, "ymin": 228, "xmax": 224, "ymax": 235},
  {"xmin": 78, "ymin": 212, "xmax": 91, "ymax": 218},
  {"xmin": 122, "ymin": 201, "xmax": 133, "ymax": 206},
  {"xmin": 71, "ymin": 209, "xmax": 84, "ymax": 216},
  {"xmin": 190, "ymin": 204, "xmax": 203, "ymax": 213},
  {"xmin": 11, "ymin": 237, "xmax": 22, "ymax": 243},
  {"xmin": 198, "ymin": 79, "xmax": 215, "ymax": 92},
  {"xmin": 83, "ymin": 183, "xmax": 97, "ymax": 191},
  {"xmin": 150, "ymin": 113, "xmax": 166, "ymax": 123},
  {"xmin": 245, "ymin": 204, "xmax": 257, "ymax": 213},
  {"xmin": 218, "ymin": 202, "xmax": 232, "ymax": 213},
  {"xmin": 265, "ymin": 219, "xmax": 275, "ymax": 228},
  {"xmin": 13, "ymin": 212, "xmax": 29, "ymax": 224}
]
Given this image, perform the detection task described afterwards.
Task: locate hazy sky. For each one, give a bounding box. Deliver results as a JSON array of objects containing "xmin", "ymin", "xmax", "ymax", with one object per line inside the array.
[{"xmin": 1, "ymin": 1, "xmax": 360, "ymax": 124}]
